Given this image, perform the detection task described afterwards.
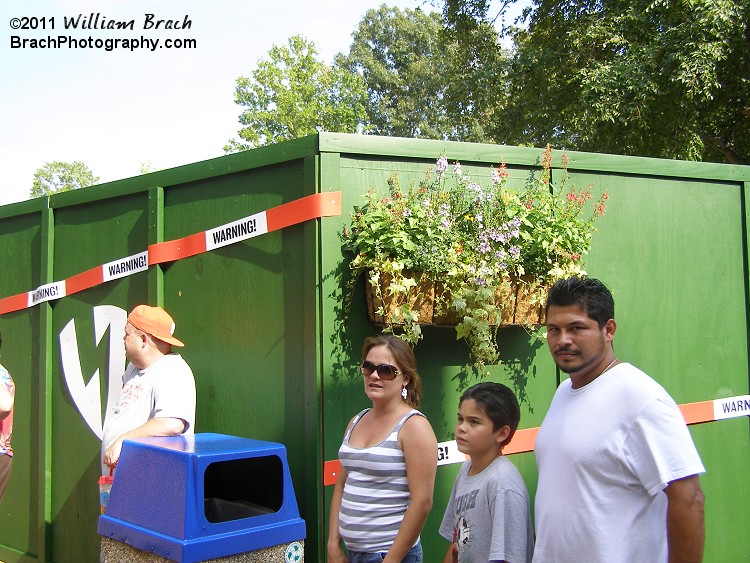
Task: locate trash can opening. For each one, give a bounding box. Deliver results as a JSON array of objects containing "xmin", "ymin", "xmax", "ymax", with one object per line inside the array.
[{"xmin": 204, "ymin": 455, "xmax": 284, "ymax": 523}]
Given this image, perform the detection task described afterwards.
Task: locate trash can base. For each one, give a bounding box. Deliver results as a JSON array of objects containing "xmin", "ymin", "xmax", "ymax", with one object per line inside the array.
[{"xmin": 101, "ymin": 536, "xmax": 304, "ymax": 562}]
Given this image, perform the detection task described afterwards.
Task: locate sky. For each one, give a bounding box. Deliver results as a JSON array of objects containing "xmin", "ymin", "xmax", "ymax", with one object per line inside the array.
[{"xmin": 0, "ymin": 0, "xmax": 522, "ymax": 207}]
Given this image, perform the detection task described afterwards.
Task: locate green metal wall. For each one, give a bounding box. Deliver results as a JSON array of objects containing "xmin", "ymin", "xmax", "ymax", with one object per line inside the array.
[
  {"xmin": 0, "ymin": 137, "xmax": 324, "ymax": 562},
  {"xmin": 0, "ymin": 133, "xmax": 747, "ymax": 562},
  {"xmin": 318, "ymin": 135, "xmax": 750, "ymax": 562},
  {"xmin": 0, "ymin": 201, "xmax": 47, "ymax": 562}
]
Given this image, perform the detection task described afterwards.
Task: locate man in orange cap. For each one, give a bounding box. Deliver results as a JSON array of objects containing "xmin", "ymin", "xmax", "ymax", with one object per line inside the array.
[{"xmin": 102, "ymin": 305, "xmax": 196, "ymax": 469}]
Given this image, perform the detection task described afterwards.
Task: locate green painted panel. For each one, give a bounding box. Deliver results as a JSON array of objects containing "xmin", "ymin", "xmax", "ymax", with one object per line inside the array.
[
  {"xmin": 49, "ymin": 193, "xmax": 150, "ymax": 563},
  {"xmin": 0, "ymin": 212, "xmax": 43, "ymax": 560},
  {"xmin": 580, "ymin": 171, "xmax": 750, "ymax": 560},
  {"xmin": 321, "ymin": 155, "xmax": 558, "ymax": 562},
  {"xmin": 320, "ymin": 148, "xmax": 750, "ymax": 562},
  {"xmin": 319, "ymin": 132, "xmax": 750, "ymax": 182},
  {"xmin": 155, "ymin": 161, "xmax": 323, "ymax": 558}
]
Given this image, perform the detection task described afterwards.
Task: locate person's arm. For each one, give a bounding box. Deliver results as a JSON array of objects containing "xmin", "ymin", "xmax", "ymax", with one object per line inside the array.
[
  {"xmin": 383, "ymin": 415, "xmax": 438, "ymax": 563},
  {"xmin": 442, "ymin": 542, "xmax": 458, "ymax": 563},
  {"xmin": 103, "ymin": 416, "xmax": 186, "ymax": 467},
  {"xmin": 0, "ymin": 384, "xmax": 13, "ymax": 421},
  {"xmin": 664, "ymin": 474, "xmax": 705, "ymax": 563},
  {"xmin": 327, "ymin": 465, "xmax": 350, "ymax": 563}
]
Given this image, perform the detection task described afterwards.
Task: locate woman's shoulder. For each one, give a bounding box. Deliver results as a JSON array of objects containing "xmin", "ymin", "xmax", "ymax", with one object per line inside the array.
[
  {"xmin": 401, "ymin": 408, "xmax": 425, "ymax": 420},
  {"xmin": 345, "ymin": 408, "xmax": 370, "ymax": 431},
  {"xmin": 399, "ymin": 410, "xmax": 436, "ymax": 440}
]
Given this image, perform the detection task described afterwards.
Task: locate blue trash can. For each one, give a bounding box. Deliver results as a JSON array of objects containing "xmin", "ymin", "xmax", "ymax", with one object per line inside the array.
[{"xmin": 98, "ymin": 433, "xmax": 306, "ymax": 562}]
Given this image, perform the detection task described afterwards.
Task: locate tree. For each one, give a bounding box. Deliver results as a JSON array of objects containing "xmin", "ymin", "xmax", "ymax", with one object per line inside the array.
[
  {"xmin": 139, "ymin": 161, "xmax": 157, "ymax": 174},
  {"xmin": 225, "ymin": 35, "xmax": 369, "ymax": 152},
  {"xmin": 442, "ymin": 0, "xmax": 750, "ymax": 163},
  {"xmin": 30, "ymin": 161, "xmax": 100, "ymax": 198},
  {"xmin": 336, "ymin": 5, "xmax": 510, "ymax": 142}
]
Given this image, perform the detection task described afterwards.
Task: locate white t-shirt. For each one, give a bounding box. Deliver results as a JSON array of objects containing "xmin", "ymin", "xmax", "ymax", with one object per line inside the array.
[
  {"xmin": 533, "ymin": 363, "xmax": 705, "ymax": 563},
  {"xmin": 102, "ymin": 353, "xmax": 196, "ymax": 454}
]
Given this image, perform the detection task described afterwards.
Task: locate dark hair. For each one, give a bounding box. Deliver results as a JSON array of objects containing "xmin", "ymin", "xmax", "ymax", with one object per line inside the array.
[
  {"xmin": 362, "ymin": 335, "xmax": 422, "ymax": 408},
  {"xmin": 460, "ymin": 382, "xmax": 520, "ymax": 447},
  {"xmin": 546, "ymin": 276, "xmax": 614, "ymax": 328}
]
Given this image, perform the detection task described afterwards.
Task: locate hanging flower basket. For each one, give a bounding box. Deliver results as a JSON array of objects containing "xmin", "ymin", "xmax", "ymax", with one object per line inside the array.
[
  {"xmin": 366, "ymin": 272, "xmax": 546, "ymax": 328},
  {"xmin": 342, "ymin": 148, "xmax": 608, "ymax": 369}
]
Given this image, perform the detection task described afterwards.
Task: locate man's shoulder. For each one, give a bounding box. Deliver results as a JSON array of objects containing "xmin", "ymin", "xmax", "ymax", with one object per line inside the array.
[
  {"xmin": 155, "ymin": 353, "xmax": 191, "ymax": 368},
  {"xmin": 616, "ymin": 363, "xmax": 670, "ymax": 394},
  {"xmin": 148, "ymin": 353, "xmax": 195, "ymax": 382}
]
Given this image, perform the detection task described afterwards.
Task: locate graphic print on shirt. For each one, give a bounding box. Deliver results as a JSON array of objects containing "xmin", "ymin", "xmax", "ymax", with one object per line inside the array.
[
  {"xmin": 454, "ymin": 488, "xmax": 480, "ymax": 555},
  {"xmin": 115, "ymin": 380, "xmax": 144, "ymax": 410}
]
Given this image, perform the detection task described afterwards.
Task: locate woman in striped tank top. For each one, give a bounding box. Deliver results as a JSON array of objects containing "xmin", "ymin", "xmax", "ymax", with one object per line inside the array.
[{"xmin": 328, "ymin": 335, "xmax": 438, "ymax": 563}]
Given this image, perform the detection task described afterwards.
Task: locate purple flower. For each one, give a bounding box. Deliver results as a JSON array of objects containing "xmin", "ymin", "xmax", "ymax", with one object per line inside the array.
[
  {"xmin": 453, "ymin": 163, "xmax": 462, "ymax": 176},
  {"xmin": 509, "ymin": 246, "xmax": 521, "ymax": 258},
  {"xmin": 436, "ymin": 156, "xmax": 448, "ymax": 176},
  {"xmin": 403, "ymin": 208, "xmax": 412, "ymax": 217}
]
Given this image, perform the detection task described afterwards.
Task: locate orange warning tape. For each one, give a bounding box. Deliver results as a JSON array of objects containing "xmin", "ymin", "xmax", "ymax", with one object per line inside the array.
[
  {"xmin": 0, "ymin": 192, "xmax": 341, "ymax": 315},
  {"xmin": 323, "ymin": 397, "xmax": 740, "ymax": 486}
]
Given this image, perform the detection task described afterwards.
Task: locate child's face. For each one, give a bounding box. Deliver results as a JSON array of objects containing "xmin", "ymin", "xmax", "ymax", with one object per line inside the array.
[{"xmin": 454, "ymin": 398, "xmax": 506, "ymax": 457}]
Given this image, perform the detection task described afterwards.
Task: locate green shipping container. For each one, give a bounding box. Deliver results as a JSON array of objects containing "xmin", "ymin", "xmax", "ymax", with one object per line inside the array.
[{"xmin": 0, "ymin": 133, "xmax": 747, "ymax": 562}]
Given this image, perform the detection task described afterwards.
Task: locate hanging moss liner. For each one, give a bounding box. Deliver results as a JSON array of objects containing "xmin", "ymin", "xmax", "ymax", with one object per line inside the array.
[{"xmin": 365, "ymin": 272, "xmax": 546, "ymax": 328}]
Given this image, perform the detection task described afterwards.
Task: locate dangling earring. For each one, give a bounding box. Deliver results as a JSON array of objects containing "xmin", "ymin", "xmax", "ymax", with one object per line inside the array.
[{"xmin": 401, "ymin": 386, "xmax": 408, "ymax": 400}]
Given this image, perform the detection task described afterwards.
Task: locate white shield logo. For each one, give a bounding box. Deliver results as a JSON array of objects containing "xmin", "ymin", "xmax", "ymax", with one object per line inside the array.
[{"xmin": 59, "ymin": 305, "xmax": 127, "ymax": 440}]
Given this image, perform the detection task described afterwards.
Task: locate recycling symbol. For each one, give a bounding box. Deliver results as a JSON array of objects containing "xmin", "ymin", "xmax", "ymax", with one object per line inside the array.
[{"xmin": 285, "ymin": 541, "xmax": 303, "ymax": 562}]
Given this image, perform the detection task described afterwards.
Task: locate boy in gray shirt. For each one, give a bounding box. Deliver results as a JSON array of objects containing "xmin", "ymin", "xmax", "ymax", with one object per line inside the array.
[{"xmin": 440, "ymin": 382, "xmax": 534, "ymax": 563}]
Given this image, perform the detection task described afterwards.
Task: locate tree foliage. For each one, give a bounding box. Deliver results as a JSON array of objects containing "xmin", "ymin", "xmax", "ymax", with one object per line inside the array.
[
  {"xmin": 227, "ymin": 2, "xmax": 748, "ymax": 163},
  {"xmin": 336, "ymin": 6, "xmax": 452, "ymax": 139},
  {"xmin": 225, "ymin": 35, "xmax": 369, "ymax": 152},
  {"xmin": 445, "ymin": 0, "xmax": 750, "ymax": 163},
  {"xmin": 30, "ymin": 161, "xmax": 99, "ymax": 198},
  {"xmin": 336, "ymin": 5, "xmax": 510, "ymax": 142}
]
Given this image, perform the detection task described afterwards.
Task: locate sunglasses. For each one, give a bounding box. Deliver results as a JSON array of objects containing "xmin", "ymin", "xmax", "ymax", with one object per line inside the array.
[{"xmin": 360, "ymin": 360, "xmax": 400, "ymax": 380}]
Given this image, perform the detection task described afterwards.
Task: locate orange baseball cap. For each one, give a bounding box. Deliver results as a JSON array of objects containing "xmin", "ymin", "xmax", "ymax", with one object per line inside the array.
[{"xmin": 127, "ymin": 305, "xmax": 185, "ymax": 347}]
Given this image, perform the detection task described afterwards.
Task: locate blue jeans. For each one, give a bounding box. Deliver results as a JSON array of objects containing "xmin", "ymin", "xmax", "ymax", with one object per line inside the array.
[{"xmin": 348, "ymin": 541, "xmax": 423, "ymax": 563}]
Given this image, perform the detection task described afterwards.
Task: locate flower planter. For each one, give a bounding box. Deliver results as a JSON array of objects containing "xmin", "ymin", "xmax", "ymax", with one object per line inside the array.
[
  {"xmin": 345, "ymin": 149, "xmax": 605, "ymax": 366},
  {"xmin": 365, "ymin": 272, "xmax": 436, "ymax": 326},
  {"xmin": 366, "ymin": 272, "xmax": 546, "ymax": 328}
]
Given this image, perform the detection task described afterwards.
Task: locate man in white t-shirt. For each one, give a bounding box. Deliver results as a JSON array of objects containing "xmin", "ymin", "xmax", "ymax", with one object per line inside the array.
[
  {"xmin": 533, "ymin": 276, "xmax": 705, "ymax": 563},
  {"xmin": 102, "ymin": 305, "xmax": 196, "ymax": 469}
]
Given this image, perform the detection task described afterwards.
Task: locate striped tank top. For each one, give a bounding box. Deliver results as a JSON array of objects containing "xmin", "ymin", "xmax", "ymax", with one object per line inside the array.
[{"xmin": 338, "ymin": 408, "xmax": 424, "ymax": 552}]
